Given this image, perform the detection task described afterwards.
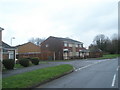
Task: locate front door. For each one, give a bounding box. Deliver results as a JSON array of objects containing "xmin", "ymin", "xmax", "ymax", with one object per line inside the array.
[{"xmin": 63, "ymin": 52, "xmax": 68, "ymax": 59}]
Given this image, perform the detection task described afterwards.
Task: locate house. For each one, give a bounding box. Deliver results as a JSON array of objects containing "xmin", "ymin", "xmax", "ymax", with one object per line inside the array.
[
  {"xmin": 16, "ymin": 42, "xmax": 41, "ymax": 59},
  {"xmin": 2, "ymin": 42, "xmax": 16, "ymax": 60},
  {"xmin": 40, "ymin": 36, "xmax": 89, "ymax": 60}
]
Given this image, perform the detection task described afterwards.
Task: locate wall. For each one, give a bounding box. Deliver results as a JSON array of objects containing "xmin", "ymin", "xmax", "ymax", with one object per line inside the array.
[
  {"xmin": 17, "ymin": 42, "xmax": 40, "ymax": 54},
  {"xmin": 41, "ymin": 37, "xmax": 63, "ymax": 60},
  {"xmin": 17, "ymin": 42, "xmax": 41, "ymax": 59}
]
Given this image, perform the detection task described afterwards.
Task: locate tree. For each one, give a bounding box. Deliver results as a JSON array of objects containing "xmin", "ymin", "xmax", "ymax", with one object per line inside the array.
[
  {"xmin": 109, "ymin": 34, "xmax": 118, "ymax": 54},
  {"xmin": 29, "ymin": 37, "xmax": 46, "ymax": 46},
  {"xmin": 91, "ymin": 33, "xmax": 119, "ymax": 54},
  {"xmin": 93, "ymin": 34, "xmax": 110, "ymax": 52}
]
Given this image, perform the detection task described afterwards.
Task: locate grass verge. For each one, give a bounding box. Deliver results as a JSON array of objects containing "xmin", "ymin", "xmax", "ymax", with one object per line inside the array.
[
  {"xmin": 96, "ymin": 54, "xmax": 120, "ymax": 59},
  {"xmin": 2, "ymin": 64, "xmax": 73, "ymax": 88}
]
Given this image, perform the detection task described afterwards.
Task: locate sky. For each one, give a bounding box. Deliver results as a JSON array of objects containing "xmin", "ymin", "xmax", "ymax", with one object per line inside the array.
[{"xmin": 0, "ymin": 0, "xmax": 118, "ymax": 48}]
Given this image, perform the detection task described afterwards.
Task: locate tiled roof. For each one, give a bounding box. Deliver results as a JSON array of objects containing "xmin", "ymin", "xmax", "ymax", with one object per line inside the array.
[
  {"xmin": 49, "ymin": 36, "xmax": 83, "ymax": 44},
  {"xmin": 2, "ymin": 42, "xmax": 16, "ymax": 52},
  {"xmin": 2, "ymin": 42, "xmax": 14, "ymax": 48}
]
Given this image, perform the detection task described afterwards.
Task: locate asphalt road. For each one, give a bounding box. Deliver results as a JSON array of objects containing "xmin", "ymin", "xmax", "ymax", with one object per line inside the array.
[
  {"xmin": 36, "ymin": 58, "xmax": 118, "ymax": 88},
  {"xmin": 2, "ymin": 59, "xmax": 103, "ymax": 78}
]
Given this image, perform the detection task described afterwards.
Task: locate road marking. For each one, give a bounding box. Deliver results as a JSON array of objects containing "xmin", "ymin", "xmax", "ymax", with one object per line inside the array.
[
  {"xmin": 75, "ymin": 63, "xmax": 99, "ymax": 71},
  {"xmin": 116, "ymin": 66, "xmax": 119, "ymax": 71},
  {"xmin": 74, "ymin": 59, "xmax": 111, "ymax": 72},
  {"xmin": 112, "ymin": 74, "xmax": 116, "ymax": 87}
]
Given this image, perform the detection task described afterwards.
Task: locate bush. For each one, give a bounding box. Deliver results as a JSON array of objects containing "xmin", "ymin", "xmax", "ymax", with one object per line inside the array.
[
  {"xmin": 30, "ymin": 57, "xmax": 39, "ymax": 65},
  {"xmin": 2, "ymin": 59, "xmax": 15, "ymax": 70},
  {"xmin": 19, "ymin": 58, "xmax": 30, "ymax": 67}
]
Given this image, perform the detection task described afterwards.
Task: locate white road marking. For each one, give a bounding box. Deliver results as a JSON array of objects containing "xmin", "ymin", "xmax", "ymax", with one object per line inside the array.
[
  {"xmin": 112, "ymin": 74, "xmax": 116, "ymax": 87},
  {"xmin": 74, "ymin": 59, "xmax": 108, "ymax": 72},
  {"xmin": 116, "ymin": 66, "xmax": 119, "ymax": 71}
]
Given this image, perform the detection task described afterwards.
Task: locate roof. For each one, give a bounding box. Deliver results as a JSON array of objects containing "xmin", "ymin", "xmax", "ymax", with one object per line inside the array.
[
  {"xmin": 89, "ymin": 47, "xmax": 102, "ymax": 52},
  {"xmin": 49, "ymin": 36, "xmax": 83, "ymax": 44},
  {"xmin": 15, "ymin": 42, "xmax": 40, "ymax": 48},
  {"xmin": 0, "ymin": 27, "xmax": 4, "ymax": 31},
  {"xmin": 2, "ymin": 42, "xmax": 16, "ymax": 52},
  {"xmin": 2, "ymin": 42, "xmax": 15, "ymax": 49},
  {"xmin": 15, "ymin": 42, "xmax": 33, "ymax": 47}
]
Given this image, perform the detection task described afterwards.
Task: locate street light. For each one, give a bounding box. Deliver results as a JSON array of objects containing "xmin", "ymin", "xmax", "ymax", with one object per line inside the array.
[{"xmin": 11, "ymin": 37, "xmax": 15, "ymax": 46}]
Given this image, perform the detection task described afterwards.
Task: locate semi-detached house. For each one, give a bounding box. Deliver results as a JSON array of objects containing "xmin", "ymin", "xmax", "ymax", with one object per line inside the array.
[{"xmin": 40, "ymin": 36, "xmax": 89, "ymax": 60}]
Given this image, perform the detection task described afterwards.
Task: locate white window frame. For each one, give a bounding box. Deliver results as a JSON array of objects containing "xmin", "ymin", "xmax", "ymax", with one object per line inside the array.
[
  {"xmin": 64, "ymin": 43, "xmax": 67, "ymax": 47},
  {"xmin": 76, "ymin": 44, "xmax": 78, "ymax": 47},
  {"xmin": 69, "ymin": 43, "xmax": 72, "ymax": 47},
  {"xmin": 8, "ymin": 51, "xmax": 14, "ymax": 59}
]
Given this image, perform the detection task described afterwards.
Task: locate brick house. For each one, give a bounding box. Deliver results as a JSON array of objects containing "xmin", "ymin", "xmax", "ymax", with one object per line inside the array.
[
  {"xmin": 40, "ymin": 36, "xmax": 89, "ymax": 60},
  {"xmin": 16, "ymin": 42, "xmax": 41, "ymax": 59},
  {"xmin": 2, "ymin": 42, "xmax": 16, "ymax": 60}
]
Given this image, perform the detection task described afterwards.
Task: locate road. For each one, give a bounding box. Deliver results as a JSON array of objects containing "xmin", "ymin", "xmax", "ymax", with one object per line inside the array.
[
  {"xmin": 2, "ymin": 59, "xmax": 104, "ymax": 78},
  {"xmin": 36, "ymin": 58, "xmax": 118, "ymax": 88}
]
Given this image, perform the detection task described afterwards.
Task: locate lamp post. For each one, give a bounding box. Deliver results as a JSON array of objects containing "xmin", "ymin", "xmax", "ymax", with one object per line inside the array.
[
  {"xmin": 11, "ymin": 37, "xmax": 15, "ymax": 46},
  {"xmin": 0, "ymin": 27, "xmax": 4, "ymax": 62}
]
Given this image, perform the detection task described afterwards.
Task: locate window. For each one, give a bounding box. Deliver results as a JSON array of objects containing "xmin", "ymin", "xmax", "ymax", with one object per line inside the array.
[
  {"xmin": 79, "ymin": 44, "xmax": 83, "ymax": 48},
  {"xmin": 46, "ymin": 44, "xmax": 49, "ymax": 47},
  {"xmin": 76, "ymin": 44, "xmax": 78, "ymax": 47},
  {"xmin": 81, "ymin": 44, "xmax": 83, "ymax": 48},
  {"xmin": 69, "ymin": 44, "xmax": 72, "ymax": 47},
  {"xmin": 9, "ymin": 51, "xmax": 14, "ymax": 59},
  {"xmin": 76, "ymin": 52, "xmax": 79, "ymax": 56},
  {"xmin": 64, "ymin": 43, "xmax": 67, "ymax": 47}
]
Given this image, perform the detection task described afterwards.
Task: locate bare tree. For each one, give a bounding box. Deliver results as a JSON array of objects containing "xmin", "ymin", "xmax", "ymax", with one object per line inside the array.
[
  {"xmin": 29, "ymin": 37, "xmax": 46, "ymax": 46},
  {"xmin": 93, "ymin": 34, "xmax": 110, "ymax": 52},
  {"xmin": 29, "ymin": 37, "xmax": 35, "ymax": 44},
  {"xmin": 91, "ymin": 33, "xmax": 119, "ymax": 54},
  {"xmin": 35, "ymin": 38, "xmax": 46, "ymax": 46}
]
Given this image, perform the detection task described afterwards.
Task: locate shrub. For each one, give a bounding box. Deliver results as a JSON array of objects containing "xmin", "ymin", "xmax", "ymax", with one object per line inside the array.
[
  {"xmin": 19, "ymin": 58, "xmax": 30, "ymax": 67},
  {"xmin": 2, "ymin": 59, "xmax": 15, "ymax": 70},
  {"xmin": 30, "ymin": 57, "xmax": 39, "ymax": 65}
]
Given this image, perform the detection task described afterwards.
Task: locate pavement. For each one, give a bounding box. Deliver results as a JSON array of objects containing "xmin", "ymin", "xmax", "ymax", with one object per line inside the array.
[{"xmin": 35, "ymin": 58, "xmax": 118, "ymax": 88}]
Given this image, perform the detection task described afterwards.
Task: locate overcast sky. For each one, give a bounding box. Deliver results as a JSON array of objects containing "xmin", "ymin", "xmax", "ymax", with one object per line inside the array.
[{"xmin": 0, "ymin": 0, "xmax": 118, "ymax": 48}]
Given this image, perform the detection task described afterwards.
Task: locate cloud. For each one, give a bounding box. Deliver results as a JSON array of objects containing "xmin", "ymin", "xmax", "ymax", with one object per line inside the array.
[{"xmin": 0, "ymin": 0, "xmax": 118, "ymax": 47}]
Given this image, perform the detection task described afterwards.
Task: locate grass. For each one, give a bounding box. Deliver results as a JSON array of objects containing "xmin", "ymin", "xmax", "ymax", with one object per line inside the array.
[
  {"xmin": 2, "ymin": 64, "xmax": 73, "ymax": 88},
  {"xmin": 96, "ymin": 54, "xmax": 120, "ymax": 59},
  {"xmin": 43, "ymin": 59, "xmax": 73, "ymax": 62}
]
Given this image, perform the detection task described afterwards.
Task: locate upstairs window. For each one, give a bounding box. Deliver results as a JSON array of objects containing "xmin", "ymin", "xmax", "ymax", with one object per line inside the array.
[
  {"xmin": 45, "ymin": 44, "xmax": 49, "ymax": 47},
  {"xmin": 69, "ymin": 44, "xmax": 72, "ymax": 47},
  {"xmin": 76, "ymin": 44, "xmax": 78, "ymax": 47},
  {"xmin": 64, "ymin": 43, "xmax": 67, "ymax": 47},
  {"xmin": 81, "ymin": 44, "xmax": 83, "ymax": 48},
  {"xmin": 79, "ymin": 44, "xmax": 83, "ymax": 48}
]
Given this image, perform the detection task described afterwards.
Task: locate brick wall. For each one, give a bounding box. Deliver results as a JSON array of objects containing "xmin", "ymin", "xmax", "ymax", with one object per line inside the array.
[{"xmin": 17, "ymin": 42, "xmax": 40, "ymax": 54}]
